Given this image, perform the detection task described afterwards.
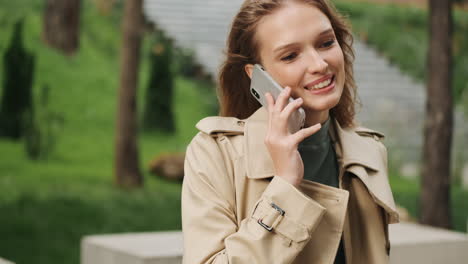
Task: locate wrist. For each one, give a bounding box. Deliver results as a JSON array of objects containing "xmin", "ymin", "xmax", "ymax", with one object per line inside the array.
[{"xmin": 281, "ymin": 174, "xmax": 302, "ymax": 188}]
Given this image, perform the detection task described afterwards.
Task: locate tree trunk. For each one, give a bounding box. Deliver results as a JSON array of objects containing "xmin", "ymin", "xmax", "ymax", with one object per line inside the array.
[
  {"xmin": 420, "ymin": 0, "xmax": 453, "ymax": 229},
  {"xmin": 115, "ymin": 0, "xmax": 144, "ymax": 188},
  {"xmin": 43, "ymin": 0, "xmax": 81, "ymax": 56}
]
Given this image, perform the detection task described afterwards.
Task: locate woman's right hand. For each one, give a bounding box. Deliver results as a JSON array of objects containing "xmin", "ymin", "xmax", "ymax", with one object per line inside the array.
[{"xmin": 264, "ymin": 87, "xmax": 321, "ymax": 188}]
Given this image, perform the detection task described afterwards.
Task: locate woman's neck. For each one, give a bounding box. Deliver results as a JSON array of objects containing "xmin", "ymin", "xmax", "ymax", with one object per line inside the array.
[{"xmin": 304, "ymin": 110, "xmax": 329, "ymax": 127}]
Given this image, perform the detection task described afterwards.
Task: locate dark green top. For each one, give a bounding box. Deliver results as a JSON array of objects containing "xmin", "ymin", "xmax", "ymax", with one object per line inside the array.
[{"xmin": 298, "ymin": 118, "xmax": 346, "ymax": 264}]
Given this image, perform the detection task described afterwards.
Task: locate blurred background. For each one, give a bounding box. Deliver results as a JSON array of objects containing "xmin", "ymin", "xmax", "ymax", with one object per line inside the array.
[{"xmin": 0, "ymin": 0, "xmax": 467, "ymax": 263}]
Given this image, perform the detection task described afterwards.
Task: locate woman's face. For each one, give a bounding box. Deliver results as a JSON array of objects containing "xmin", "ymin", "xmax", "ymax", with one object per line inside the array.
[{"xmin": 247, "ymin": 2, "xmax": 345, "ymax": 124}]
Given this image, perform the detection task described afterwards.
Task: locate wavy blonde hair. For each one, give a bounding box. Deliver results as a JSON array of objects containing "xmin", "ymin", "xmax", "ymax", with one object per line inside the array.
[{"xmin": 218, "ymin": 0, "xmax": 358, "ymax": 128}]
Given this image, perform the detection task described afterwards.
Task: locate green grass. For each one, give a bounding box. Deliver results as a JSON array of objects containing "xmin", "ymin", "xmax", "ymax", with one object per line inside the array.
[
  {"xmin": 389, "ymin": 172, "xmax": 468, "ymax": 232},
  {"xmin": 0, "ymin": 1, "xmax": 215, "ymax": 263},
  {"xmin": 335, "ymin": 1, "xmax": 468, "ymax": 105}
]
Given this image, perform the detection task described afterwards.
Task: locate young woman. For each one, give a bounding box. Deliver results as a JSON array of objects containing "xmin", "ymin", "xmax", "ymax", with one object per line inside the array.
[{"xmin": 182, "ymin": 0, "xmax": 399, "ymax": 263}]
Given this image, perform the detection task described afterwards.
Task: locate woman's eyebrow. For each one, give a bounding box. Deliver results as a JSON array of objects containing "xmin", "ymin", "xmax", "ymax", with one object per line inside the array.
[
  {"xmin": 273, "ymin": 43, "xmax": 299, "ymax": 54},
  {"xmin": 319, "ymin": 28, "xmax": 334, "ymax": 36},
  {"xmin": 273, "ymin": 28, "xmax": 334, "ymax": 54}
]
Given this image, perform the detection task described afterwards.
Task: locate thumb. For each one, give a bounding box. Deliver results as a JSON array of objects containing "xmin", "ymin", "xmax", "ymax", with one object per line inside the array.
[{"xmin": 291, "ymin": 123, "xmax": 321, "ymax": 143}]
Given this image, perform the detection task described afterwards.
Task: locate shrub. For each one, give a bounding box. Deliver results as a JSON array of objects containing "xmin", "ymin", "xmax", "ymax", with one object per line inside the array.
[
  {"xmin": 24, "ymin": 84, "xmax": 64, "ymax": 160},
  {"xmin": 142, "ymin": 29, "xmax": 175, "ymax": 133},
  {"xmin": 0, "ymin": 19, "xmax": 35, "ymax": 139}
]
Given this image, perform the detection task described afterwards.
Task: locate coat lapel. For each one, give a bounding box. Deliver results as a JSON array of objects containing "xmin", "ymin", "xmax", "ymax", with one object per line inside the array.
[
  {"xmin": 331, "ymin": 118, "xmax": 383, "ymax": 172},
  {"xmin": 331, "ymin": 119, "xmax": 398, "ymax": 223}
]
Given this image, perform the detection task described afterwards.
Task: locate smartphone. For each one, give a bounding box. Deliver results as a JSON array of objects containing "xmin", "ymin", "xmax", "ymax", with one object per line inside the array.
[{"xmin": 250, "ymin": 64, "xmax": 305, "ymax": 133}]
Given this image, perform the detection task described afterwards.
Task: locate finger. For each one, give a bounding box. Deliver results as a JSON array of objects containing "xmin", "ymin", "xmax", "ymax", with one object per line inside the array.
[
  {"xmin": 265, "ymin": 92, "xmax": 275, "ymax": 112},
  {"xmin": 291, "ymin": 123, "xmax": 322, "ymax": 143},
  {"xmin": 280, "ymin": 97, "xmax": 303, "ymax": 120},
  {"xmin": 274, "ymin": 86, "xmax": 291, "ymax": 112},
  {"xmin": 265, "ymin": 92, "xmax": 275, "ymax": 133}
]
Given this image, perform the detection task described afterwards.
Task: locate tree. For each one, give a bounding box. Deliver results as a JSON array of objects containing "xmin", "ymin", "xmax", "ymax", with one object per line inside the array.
[
  {"xmin": 43, "ymin": 0, "xmax": 81, "ymax": 55},
  {"xmin": 115, "ymin": 0, "xmax": 144, "ymax": 188},
  {"xmin": 420, "ymin": 0, "xmax": 453, "ymax": 229},
  {"xmin": 143, "ymin": 30, "xmax": 175, "ymax": 133},
  {"xmin": 0, "ymin": 20, "xmax": 35, "ymax": 139}
]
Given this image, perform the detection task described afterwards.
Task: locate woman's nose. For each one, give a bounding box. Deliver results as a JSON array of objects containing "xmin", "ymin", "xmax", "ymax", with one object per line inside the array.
[{"xmin": 306, "ymin": 50, "xmax": 328, "ymax": 74}]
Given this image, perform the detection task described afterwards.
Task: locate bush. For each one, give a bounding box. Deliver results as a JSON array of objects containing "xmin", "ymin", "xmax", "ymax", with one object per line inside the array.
[
  {"xmin": 142, "ymin": 29, "xmax": 176, "ymax": 133},
  {"xmin": 0, "ymin": 19, "xmax": 35, "ymax": 139},
  {"xmin": 24, "ymin": 84, "xmax": 64, "ymax": 160}
]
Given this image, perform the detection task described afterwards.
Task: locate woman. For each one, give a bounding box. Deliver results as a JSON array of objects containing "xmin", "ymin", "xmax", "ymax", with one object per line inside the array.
[{"xmin": 182, "ymin": 0, "xmax": 399, "ymax": 263}]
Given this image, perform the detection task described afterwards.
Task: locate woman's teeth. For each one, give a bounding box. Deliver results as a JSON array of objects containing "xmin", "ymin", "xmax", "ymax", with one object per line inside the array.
[{"xmin": 305, "ymin": 77, "xmax": 332, "ymax": 90}]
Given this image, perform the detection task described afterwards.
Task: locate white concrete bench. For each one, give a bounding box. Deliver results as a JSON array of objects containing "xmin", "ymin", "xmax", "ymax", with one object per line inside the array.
[
  {"xmin": 0, "ymin": 257, "xmax": 14, "ymax": 264},
  {"xmin": 81, "ymin": 222, "xmax": 468, "ymax": 264},
  {"xmin": 81, "ymin": 231, "xmax": 183, "ymax": 264}
]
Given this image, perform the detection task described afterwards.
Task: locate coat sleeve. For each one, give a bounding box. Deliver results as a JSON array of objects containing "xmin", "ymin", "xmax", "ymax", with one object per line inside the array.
[{"xmin": 182, "ymin": 133, "xmax": 327, "ymax": 264}]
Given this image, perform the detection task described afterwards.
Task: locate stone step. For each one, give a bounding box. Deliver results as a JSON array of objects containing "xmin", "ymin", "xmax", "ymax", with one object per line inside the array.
[{"xmin": 81, "ymin": 222, "xmax": 468, "ymax": 264}]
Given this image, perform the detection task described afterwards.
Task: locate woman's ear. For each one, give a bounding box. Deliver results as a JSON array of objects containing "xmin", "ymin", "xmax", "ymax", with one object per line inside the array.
[{"xmin": 244, "ymin": 64, "xmax": 254, "ymax": 79}]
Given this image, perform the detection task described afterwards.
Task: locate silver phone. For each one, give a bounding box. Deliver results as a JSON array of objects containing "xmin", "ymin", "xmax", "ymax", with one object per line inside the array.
[{"xmin": 250, "ymin": 64, "xmax": 306, "ymax": 133}]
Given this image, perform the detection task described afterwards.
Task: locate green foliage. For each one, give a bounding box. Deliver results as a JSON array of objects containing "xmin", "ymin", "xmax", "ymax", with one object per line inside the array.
[
  {"xmin": 0, "ymin": 0, "xmax": 43, "ymax": 26},
  {"xmin": 0, "ymin": 19, "xmax": 36, "ymax": 139},
  {"xmin": 23, "ymin": 84, "xmax": 64, "ymax": 160},
  {"xmin": 173, "ymin": 47, "xmax": 199, "ymax": 77},
  {"xmin": 142, "ymin": 29, "xmax": 176, "ymax": 133},
  {"xmin": 335, "ymin": 1, "xmax": 468, "ymax": 104},
  {"xmin": 389, "ymin": 172, "xmax": 468, "ymax": 232},
  {"xmin": 172, "ymin": 46, "xmax": 211, "ymax": 81},
  {"xmin": 171, "ymin": 44, "xmax": 219, "ymax": 116},
  {"xmin": 0, "ymin": 177, "xmax": 182, "ymax": 264}
]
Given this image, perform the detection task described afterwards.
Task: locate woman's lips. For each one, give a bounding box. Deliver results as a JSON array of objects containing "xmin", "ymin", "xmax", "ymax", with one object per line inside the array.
[
  {"xmin": 304, "ymin": 74, "xmax": 334, "ymax": 89},
  {"xmin": 306, "ymin": 75, "xmax": 335, "ymax": 95}
]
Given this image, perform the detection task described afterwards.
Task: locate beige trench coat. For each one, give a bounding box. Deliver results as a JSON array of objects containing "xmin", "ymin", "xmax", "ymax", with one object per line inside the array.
[{"xmin": 182, "ymin": 107, "xmax": 399, "ymax": 264}]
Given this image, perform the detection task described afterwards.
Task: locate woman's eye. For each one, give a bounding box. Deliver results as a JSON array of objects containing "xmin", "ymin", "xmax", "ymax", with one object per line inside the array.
[
  {"xmin": 321, "ymin": 39, "xmax": 336, "ymax": 48},
  {"xmin": 281, "ymin": 53, "xmax": 297, "ymax": 61}
]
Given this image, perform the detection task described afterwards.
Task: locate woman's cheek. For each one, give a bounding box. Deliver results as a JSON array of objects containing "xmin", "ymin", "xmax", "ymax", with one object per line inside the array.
[{"xmin": 274, "ymin": 70, "xmax": 292, "ymax": 87}]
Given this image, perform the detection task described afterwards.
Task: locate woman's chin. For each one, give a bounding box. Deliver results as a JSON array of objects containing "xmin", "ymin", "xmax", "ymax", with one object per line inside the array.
[{"xmin": 302, "ymin": 96, "xmax": 341, "ymax": 113}]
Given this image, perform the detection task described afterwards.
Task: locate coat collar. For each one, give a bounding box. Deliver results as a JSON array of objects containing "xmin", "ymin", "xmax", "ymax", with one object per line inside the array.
[
  {"xmin": 196, "ymin": 107, "xmax": 397, "ymax": 220},
  {"xmin": 244, "ymin": 107, "xmax": 385, "ymax": 179}
]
